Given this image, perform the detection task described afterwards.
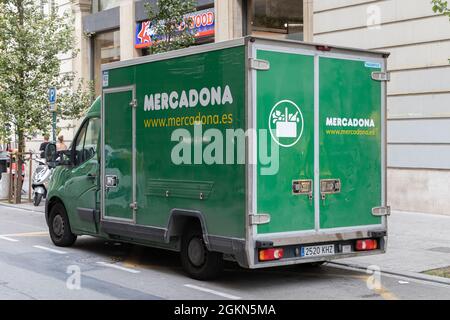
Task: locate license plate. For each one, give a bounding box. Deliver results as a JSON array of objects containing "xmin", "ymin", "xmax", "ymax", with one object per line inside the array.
[{"xmin": 301, "ymin": 244, "xmax": 335, "ymax": 257}]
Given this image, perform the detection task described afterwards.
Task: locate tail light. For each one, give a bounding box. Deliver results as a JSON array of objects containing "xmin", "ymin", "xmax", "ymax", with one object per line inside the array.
[
  {"xmin": 355, "ymin": 239, "xmax": 378, "ymax": 251},
  {"xmin": 259, "ymin": 248, "xmax": 284, "ymax": 261}
]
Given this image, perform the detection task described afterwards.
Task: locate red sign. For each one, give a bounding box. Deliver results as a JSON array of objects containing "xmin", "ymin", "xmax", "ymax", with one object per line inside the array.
[{"xmin": 135, "ymin": 8, "xmax": 215, "ymax": 49}]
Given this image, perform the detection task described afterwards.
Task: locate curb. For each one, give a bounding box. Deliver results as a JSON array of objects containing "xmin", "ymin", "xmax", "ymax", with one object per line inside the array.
[
  {"xmin": 329, "ymin": 261, "xmax": 450, "ymax": 286},
  {"xmin": 0, "ymin": 201, "xmax": 45, "ymax": 214}
]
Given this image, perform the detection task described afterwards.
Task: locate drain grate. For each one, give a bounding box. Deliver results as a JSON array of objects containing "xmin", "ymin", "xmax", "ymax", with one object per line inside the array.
[{"xmin": 428, "ymin": 247, "xmax": 450, "ymax": 254}]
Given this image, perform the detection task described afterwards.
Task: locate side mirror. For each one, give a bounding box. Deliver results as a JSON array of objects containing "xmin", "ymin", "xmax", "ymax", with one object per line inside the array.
[
  {"xmin": 44, "ymin": 143, "xmax": 57, "ymax": 164},
  {"xmin": 59, "ymin": 150, "xmax": 73, "ymax": 166}
]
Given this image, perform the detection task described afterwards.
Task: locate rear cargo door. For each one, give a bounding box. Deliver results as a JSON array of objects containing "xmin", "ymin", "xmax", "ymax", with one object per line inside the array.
[
  {"xmin": 102, "ymin": 86, "xmax": 135, "ymax": 222},
  {"xmin": 319, "ymin": 56, "xmax": 383, "ymax": 229},
  {"xmin": 255, "ymin": 48, "xmax": 315, "ymax": 234}
]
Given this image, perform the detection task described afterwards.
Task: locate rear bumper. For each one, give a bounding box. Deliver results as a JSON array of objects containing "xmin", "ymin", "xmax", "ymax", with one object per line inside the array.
[
  {"xmin": 248, "ymin": 227, "xmax": 387, "ymax": 269},
  {"xmin": 250, "ymin": 246, "xmax": 386, "ymax": 269},
  {"xmin": 254, "ymin": 227, "xmax": 386, "ymax": 247}
]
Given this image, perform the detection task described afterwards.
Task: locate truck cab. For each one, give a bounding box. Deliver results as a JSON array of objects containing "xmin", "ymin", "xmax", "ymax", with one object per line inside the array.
[{"xmin": 45, "ymin": 97, "xmax": 101, "ymax": 243}]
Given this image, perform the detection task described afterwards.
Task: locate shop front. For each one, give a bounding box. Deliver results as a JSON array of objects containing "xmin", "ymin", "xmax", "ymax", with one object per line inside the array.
[{"xmin": 82, "ymin": 0, "xmax": 308, "ymax": 96}]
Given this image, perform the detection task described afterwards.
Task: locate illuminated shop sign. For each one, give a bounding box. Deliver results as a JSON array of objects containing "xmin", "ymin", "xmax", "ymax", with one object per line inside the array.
[{"xmin": 135, "ymin": 8, "xmax": 215, "ymax": 49}]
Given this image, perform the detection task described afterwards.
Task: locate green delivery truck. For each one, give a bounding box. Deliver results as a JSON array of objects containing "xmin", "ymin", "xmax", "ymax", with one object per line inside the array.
[{"xmin": 44, "ymin": 37, "xmax": 391, "ymax": 280}]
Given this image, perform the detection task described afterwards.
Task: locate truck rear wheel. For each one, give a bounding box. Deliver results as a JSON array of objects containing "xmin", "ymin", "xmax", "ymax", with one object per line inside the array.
[
  {"xmin": 180, "ymin": 225, "xmax": 223, "ymax": 280},
  {"xmin": 49, "ymin": 203, "xmax": 77, "ymax": 247}
]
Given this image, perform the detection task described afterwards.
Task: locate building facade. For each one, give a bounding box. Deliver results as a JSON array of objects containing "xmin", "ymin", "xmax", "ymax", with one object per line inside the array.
[
  {"xmin": 312, "ymin": 0, "xmax": 450, "ymax": 215},
  {"xmin": 41, "ymin": 0, "xmax": 312, "ymax": 151},
  {"xmin": 53, "ymin": 0, "xmax": 449, "ymax": 215}
]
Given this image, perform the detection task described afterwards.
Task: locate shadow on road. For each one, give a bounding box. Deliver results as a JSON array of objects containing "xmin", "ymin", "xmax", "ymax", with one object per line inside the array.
[{"xmin": 71, "ymin": 236, "xmax": 366, "ymax": 290}]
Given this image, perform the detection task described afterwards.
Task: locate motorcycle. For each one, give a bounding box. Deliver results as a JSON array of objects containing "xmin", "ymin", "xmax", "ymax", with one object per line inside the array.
[{"xmin": 32, "ymin": 157, "xmax": 53, "ymax": 206}]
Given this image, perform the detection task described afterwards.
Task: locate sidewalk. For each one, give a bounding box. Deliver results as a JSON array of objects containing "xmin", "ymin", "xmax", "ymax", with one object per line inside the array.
[
  {"xmin": 0, "ymin": 199, "xmax": 45, "ymax": 213},
  {"xmin": 336, "ymin": 210, "xmax": 450, "ymax": 283}
]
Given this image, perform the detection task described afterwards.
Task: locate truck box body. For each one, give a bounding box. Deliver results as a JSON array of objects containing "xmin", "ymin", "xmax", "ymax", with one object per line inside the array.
[{"xmin": 47, "ymin": 37, "xmax": 389, "ymax": 272}]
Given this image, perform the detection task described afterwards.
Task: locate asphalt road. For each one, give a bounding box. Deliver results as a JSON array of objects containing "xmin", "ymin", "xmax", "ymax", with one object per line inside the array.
[{"xmin": 0, "ymin": 205, "xmax": 449, "ymax": 300}]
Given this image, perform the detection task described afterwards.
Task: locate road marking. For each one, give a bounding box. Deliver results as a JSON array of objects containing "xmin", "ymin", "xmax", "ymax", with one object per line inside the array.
[
  {"xmin": 0, "ymin": 235, "xmax": 19, "ymax": 242},
  {"xmin": 3, "ymin": 231, "xmax": 48, "ymax": 237},
  {"xmin": 184, "ymin": 284, "xmax": 241, "ymax": 300},
  {"xmin": 375, "ymin": 286, "xmax": 399, "ymax": 300},
  {"xmin": 33, "ymin": 245, "xmax": 67, "ymax": 254},
  {"xmin": 96, "ymin": 261, "xmax": 141, "ymax": 274},
  {"xmin": 361, "ymin": 274, "xmax": 399, "ymax": 300}
]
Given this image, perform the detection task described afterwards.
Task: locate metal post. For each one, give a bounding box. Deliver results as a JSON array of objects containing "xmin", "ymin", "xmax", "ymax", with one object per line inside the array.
[
  {"xmin": 28, "ymin": 153, "xmax": 32, "ymax": 203},
  {"xmin": 8, "ymin": 154, "xmax": 12, "ymax": 203},
  {"xmin": 52, "ymin": 111, "xmax": 57, "ymax": 143}
]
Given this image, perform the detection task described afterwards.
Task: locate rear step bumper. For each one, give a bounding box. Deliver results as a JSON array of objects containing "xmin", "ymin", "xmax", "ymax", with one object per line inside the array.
[
  {"xmin": 250, "ymin": 247, "xmax": 386, "ymax": 269},
  {"xmin": 248, "ymin": 228, "xmax": 387, "ymax": 269},
  {"xmin": 254, "ymin": 227, "xmax": 386, "ymax": 247}
]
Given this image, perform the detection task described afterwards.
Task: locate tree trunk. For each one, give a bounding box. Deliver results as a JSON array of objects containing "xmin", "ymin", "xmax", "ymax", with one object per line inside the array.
[
  {"xmin": 13, "ymin": 0, "xmax": 24, "ymax": 204},
  {"xmin": 13, "ymin": 131, "xmax": 24, "ymax": 204}
]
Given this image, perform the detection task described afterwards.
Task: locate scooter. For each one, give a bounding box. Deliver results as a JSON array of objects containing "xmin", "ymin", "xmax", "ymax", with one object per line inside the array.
[{"xmin": 32, "ymin": 157, "xmax": 53, "ymax": 206}]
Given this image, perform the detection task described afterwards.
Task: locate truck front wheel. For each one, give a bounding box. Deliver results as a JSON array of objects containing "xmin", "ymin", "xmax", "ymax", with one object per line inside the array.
[
  {"xmin": 49, "ymin": 202, "xmax": 77, "ymax": 247},
  {"xmin": 180, "ymin": 225, "xmax": 223, "ymax": 280}
]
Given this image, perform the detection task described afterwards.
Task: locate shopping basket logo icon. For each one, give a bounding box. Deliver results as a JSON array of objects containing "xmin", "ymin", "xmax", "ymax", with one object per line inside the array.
[{"xmin": 269, "ymin": 100, "xmax": 304, "ymax": 147}]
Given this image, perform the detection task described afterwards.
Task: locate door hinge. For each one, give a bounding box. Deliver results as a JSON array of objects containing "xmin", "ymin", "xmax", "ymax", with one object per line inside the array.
[
  {"xmin": 249, "ymin": 58, "xmax": 270, "ymax": 71},
  {"xmin": 249, "ymin": 213, "xmax": 271, "ymax": 225},
  {"xmin": 129, "ymin": 99, "xmax": 137, "ymax": 108},
  {"xmin": 129, "ymin": 202, "xmax": 138, "ymax": 210},
  {"xmin": 371, "ymin": 71, "xmax": 390, "ymax": 82},
  {"xmin": 372, "ymin": 206, "xmax": 391, "ymax": 216}
]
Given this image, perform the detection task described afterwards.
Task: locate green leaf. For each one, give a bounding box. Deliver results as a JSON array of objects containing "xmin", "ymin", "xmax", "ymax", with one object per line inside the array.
[
  {"xmin": 145, "ymin": 0, "xmax": 196, "ymax": 54},
  {"xmin": 0, "ymin": 0, "xmax": 92, "ymax": 150}
]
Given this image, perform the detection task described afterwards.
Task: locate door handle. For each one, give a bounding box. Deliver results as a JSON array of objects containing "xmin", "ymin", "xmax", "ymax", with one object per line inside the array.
[
  {"xmin": 87, "ymin": 173, "xmax": 96, "ymax": 180},
  {"xmin": 292, "ymin": 179, "xmax": 313, "ymax": 204},
  {"xmin": 105, "ymin": 175, "xmax": 118, "ymax": 188},
  {"xmin": 320, "ymin": 179, "xmax": 341, "ymax": 203}
]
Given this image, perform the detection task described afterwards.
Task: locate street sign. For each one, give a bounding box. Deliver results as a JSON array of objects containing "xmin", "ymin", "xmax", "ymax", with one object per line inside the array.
[
  {"xmin": 48, "ymin": 87, "xmax": 57, "ymax": 104},
  {"xmin": 48, "ymin": 87, "xmax": 57, "ymax": 142}
]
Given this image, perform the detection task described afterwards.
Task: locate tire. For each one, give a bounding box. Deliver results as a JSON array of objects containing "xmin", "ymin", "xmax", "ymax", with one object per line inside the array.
[
  {"xmin": 48, "ymin": 202, "xmax": 77, "ymax": 247},
  {"xmin": 33, "ymin": 193, "xmax": 43, "ymax": 206},
  {"xmin": 180, "ymin": 224, "xmax": 223, "ymax": 280}
]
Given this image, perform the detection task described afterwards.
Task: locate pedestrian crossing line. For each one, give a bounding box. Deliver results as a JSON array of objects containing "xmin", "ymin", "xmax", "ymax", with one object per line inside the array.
[
  {"xmin": 33, "ymin": 245, "xmax": 67, "ymax": 254},
  {"xmin": 0, "ymin": 235, "xmax": 19, "ymax": 242}
]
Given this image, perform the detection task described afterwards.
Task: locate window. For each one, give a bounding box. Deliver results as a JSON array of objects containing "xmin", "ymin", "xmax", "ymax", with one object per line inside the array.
[
  {"xmin": 84, "ymin": 118, "xmax": 101, "ymax": 157},
  {"xmin": 73, "ymin": 118, "xmax": 100, "ymax": 166},
  {"xmin": 249, "ymin": 0, "xmax": 304, "ymax": 41},
  {"xmin": 99, "ymin": 0, "xmax": 121, "ymax": 11},
  {"xmin": 92, "ymin": 0, "xmax": 121, "ymax": 12},
  {"xmin": 94, "ymin": 30, "xmax": 120, "ymax": 95}
]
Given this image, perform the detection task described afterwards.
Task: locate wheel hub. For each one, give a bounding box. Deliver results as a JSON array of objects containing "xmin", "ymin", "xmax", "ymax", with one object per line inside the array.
[
  {"xmin": 187, "ymin": 236, "xmax": 206, "ymax": 267},
  {"xmin": 52, "ymin": 215, "xmax": 64, "ymax": 237}
]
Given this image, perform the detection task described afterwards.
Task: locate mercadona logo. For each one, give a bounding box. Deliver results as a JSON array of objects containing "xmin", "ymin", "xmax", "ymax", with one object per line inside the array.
[{"xmin": 269, "ymin": 100, "xmax": 304, "ymax": 147}]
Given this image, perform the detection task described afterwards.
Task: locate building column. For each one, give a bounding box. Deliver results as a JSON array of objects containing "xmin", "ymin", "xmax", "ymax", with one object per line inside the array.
[
  {"xmin": 72, "ymin": 0, "xmax": 92, "ymax": 86},
  {"xmin": 120, "ymin": 0, "xmax": 140, "ymax": 60},
  {"xmin": 303, "ymin": 0, "xmax": 314, "ymax": 42},
  {"xmin": 214, "ymin": 0, "xmax": 244, "ymax": 42}
]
